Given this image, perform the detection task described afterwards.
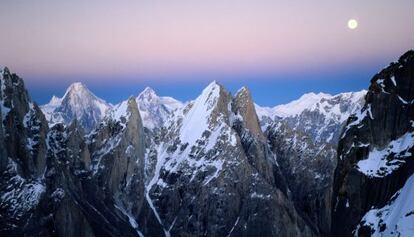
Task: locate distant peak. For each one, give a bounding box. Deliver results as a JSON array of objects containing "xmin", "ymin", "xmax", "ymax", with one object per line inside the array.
[
  {"xmin": 235, "ymin": 86, "xmax": 250, "ymax": 96},
  {"xmin": 48, "ymin": 95, "xmax": 62, "ymax": 106},
  {"xmin": 203, "ymin": 81, "xmax": 221, "ymax": 93},
  {"xmin": 63, "ymin": 82, "xmax": 92, "ymax": 97},
  {"xmin": 67, "ymin": 82, "xmax": 88, "ymax": 92},
  {"xmin": 140, "ymin": 86, "xmax": 157, "ymax": 95},
  {"xmin": 299, "ymin": 92, "xmax": 332, "ymax": 100},
  {"xmin": 137, "ymin": 86, "xmax": 158, "ymax": 100},
  {"xmin": 69, "ymin": 82, "xmax": 87, "ymax": 90}
]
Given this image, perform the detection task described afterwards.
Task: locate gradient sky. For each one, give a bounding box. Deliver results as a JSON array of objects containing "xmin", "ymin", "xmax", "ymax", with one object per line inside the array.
[{"xmin": 1, "ymin": 0, "xmax": 413, "ymax": 106}]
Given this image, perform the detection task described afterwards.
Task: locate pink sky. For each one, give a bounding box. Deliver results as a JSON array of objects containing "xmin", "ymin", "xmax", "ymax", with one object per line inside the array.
[{"xmin": 0, "ymin": 0, "xmax": 413, "ymax": 82}]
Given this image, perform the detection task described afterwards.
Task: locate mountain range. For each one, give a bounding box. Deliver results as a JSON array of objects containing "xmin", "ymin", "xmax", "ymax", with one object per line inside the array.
[{"xmin": 1, "ymin": 50, "xmax": 413, "ymax": 237}]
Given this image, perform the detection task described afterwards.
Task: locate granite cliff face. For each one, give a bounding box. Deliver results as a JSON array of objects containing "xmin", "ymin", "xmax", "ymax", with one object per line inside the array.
[{"xmin": 332, "ymin": 50, "xmax": 414, "ymax": 236}]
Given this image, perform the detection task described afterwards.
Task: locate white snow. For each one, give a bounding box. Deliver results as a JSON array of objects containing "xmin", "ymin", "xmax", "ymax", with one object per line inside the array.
[
  {"xmin": 110, "ymin": 99, "xmax": 130, "ymax": 122},
  {"xmin": 227, "ymin": 217, "xmax": 240, "ymax": 237},
  {"xmin": 390, "ymin": 76, "xmax": 397, "ymax": 86},
  {"xmin": 145, "ymin": 144, "xmax": 171, "ymax": 237},
  {"xmin": 135, "ymin": 86, "xmax": 183, "ymax": 130},
  {"xmin": 355, "ymin": 174, "xmax": 414, "ymax": 236},
  {"xmin": 1, "ymin": 159, "xmax": 46, "ymax": 217},
  {"xmin": 41, "ymin": 82, "xmax": 111, "ymax": 127},
  {"xmin": 273, "ymin": 92, "xmax": 333, "ymax": 118},
  {"xmin": 114, "ymin": 204, "xmax": 144, "ymax": 237},
  {"xmin": 341, "ymin": 106, "xmax": 369, "ymax": 139},
  {"xmin": 250, "ymin": 192, "xmax": 271, "ymax": 199},
  {"xmin": 357, "ymin": 132, "xmax": 414, "ymax": 177},
  {"xmin": 179, "ymin": 81, "xmax": 220, "ymax": 145},
  {"xmin": 255, "ymin": 90, "xmax": 366, "ymax": 126}
]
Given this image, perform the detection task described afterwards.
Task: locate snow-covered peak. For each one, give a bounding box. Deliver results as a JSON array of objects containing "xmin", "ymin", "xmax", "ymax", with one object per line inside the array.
[
  {"xmin": 204, "ymin": 81, "xmax": 220, "ymax": 92},
  {"xmin": 48, "ymin": 96, "xmax": 62, "ymax": 106},
  {"xmin": 256, "ymin": 90, "xmax": 366, "ymax": 121},
  {"xmin": 107, "ymin": 98, "xmax": 135, "ymax": 124},
  {"xmin": 134, "ymin": 87, "xmax": 183, "ymax": 130},
  {"xmin": 273, "ymin": 92, "xmax": 333, "ymax": 118},
  {"xmin": 255, "ymin": 90, "xmax": 367, "ymax": 144},
  {"xmin": 60, "ymin": 82, "xmax": 110, "ymax": 116},
  {"xmin": 41, "ymin": 82, "xmax": 112, "ymax": 131},
  {"xmin": 179, "ymin": 81, "xmax": 223, "ymax": 144},
  {"xmin": 137, "ymin": 87, "xmax": 157, "ymax": 101},
  {"xmin": 63, "ymin": 82, "xmax": 92, "ymax": 99},
  {"xmin": 235, "ymin": 86, "xmax": 249, "ymax": 95},
  {"xmin": 40, "ymin": 96, "xmax": 63, "ymax": 115}
]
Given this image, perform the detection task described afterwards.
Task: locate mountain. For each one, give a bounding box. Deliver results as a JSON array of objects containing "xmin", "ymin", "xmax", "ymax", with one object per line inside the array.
[
  {"xmin": 1, "ymin": 72, "xmax": 314, "ymax": 236},
  {"xmin": 143, "ymin": 81, "xmax": 312, "ymax": 236},
  {"xmin": 254, "ymin": 90, "xmax": 366, "ymax": 236},
  {"xmin": 0, "ymin": 68, "xmax": 160, "ymax": 237},
  {"xmin": 135, "ymin": 87, "xmax": 183, "ymax": 130},
  {"xmin": 2, "ymin": 49, "xmax": 413, "ymax": 237},
  {"xmin": 332, "ymin": 50, "xmax": 414, "ymax": 236},
  {"xmin": 256, "ymin": 90, "xmax": 366, "ymax": 145},
  {"xmin": 41, "ymin": 82, "xmax": 112, "ymax": 132}
]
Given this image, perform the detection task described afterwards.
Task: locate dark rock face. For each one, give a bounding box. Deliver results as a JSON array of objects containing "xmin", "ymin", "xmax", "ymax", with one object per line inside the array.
[
  {"xmin": 0, "ymin": 67, "xmax": 48, "ymax": 178},
  {"xmin": 332, "ymin": 50, "xmax": 414, "ymax": 236},
  {"xmin": 265, "ymin": 120, "xmax": 336, "ymax": 236}
]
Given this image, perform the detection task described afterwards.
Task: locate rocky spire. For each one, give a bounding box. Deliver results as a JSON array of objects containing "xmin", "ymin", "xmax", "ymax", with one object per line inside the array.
[{"xmin": 233, "ymin": 86, "xmax": 266, "ymax": 141}]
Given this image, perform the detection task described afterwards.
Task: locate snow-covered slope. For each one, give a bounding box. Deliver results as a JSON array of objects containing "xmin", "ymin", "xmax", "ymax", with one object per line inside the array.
[
  {"xmin": 355, "ymin": 173, "xmax": 414, "ymax": 237},
  {"xmin": 135, "ymin": 87, "xmax": 183, "ymax": 130},
  {"xmin": 41, "ymin": 82, "xmax": 112, "ymax": 131},
  {"xmin": 256, "ymin": 90, "xmax": 366, "ymax": 144}
]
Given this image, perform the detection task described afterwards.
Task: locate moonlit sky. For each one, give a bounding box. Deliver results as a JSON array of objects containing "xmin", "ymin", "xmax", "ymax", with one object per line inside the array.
[{"xmin": 1, "ymin": 1, "xmax": 413, "ymax": 106}]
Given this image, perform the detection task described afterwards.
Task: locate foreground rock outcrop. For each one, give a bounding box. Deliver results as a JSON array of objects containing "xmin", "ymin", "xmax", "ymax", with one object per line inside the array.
[{"xmin": 332, "ymin": 50, "xmax": 414, "ymax": 236}]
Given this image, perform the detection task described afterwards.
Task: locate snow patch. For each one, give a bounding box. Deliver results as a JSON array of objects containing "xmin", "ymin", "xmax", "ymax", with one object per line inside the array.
[
  {"xmin": 355, "ymin": 174, "xmax": 414, "ymax": 236},
  {"xmin": 357, "ymin": 132, "xmax": 414, "ymax": 177}
]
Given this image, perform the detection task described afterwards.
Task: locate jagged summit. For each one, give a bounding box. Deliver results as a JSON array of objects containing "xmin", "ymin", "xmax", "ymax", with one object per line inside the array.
[
  {"xmin": 255, "ymin": 90, "xmax": 366, "ymax": 144},
  {"xmin": 179, "ymin": 80, "xmax": 228, "ymax": 144},
  {"xmin": 41, "ymin": 82, "xmax": 111, "ymax": 132},
  {"xmin": 133, "ymin": 86, "xmax": 183, "ymax": 130},
  {"xmin": 137, "ymin": 86, "xmax": 157, "ymax": 100},
  {"xmin": 47, "ymin": 95, "xmax": 62, "ymax": 106},
  {"xmin": 233, "ymin": 86, "xmax": 265, "ymax": 140}
]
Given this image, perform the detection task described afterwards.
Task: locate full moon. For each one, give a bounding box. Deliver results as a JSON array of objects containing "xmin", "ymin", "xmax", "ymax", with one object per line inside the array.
[{"xmin": 348, "ymin": 19, "xmax": 358, "ymax": 29}]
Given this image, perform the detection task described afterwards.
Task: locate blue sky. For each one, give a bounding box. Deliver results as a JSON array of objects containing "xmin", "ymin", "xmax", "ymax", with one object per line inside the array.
[{"xmin": 26, "ymin": 56, "xmax": 385, "ymax": 107}]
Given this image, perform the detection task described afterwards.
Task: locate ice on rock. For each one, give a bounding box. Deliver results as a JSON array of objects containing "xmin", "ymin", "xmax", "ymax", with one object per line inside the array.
[
  {"xmin": 355, "ymin": 174, "xmax": 414, "ymax": 236},
  {"xmin": 357, "ymin": 132, "xmax": 414, "ymax": 177}
]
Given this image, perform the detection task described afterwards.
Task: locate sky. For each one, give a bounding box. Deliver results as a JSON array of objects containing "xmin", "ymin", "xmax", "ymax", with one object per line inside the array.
[{"xmin": 0, "ymin": 0, "xmax": 413, "ymax": 106}]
